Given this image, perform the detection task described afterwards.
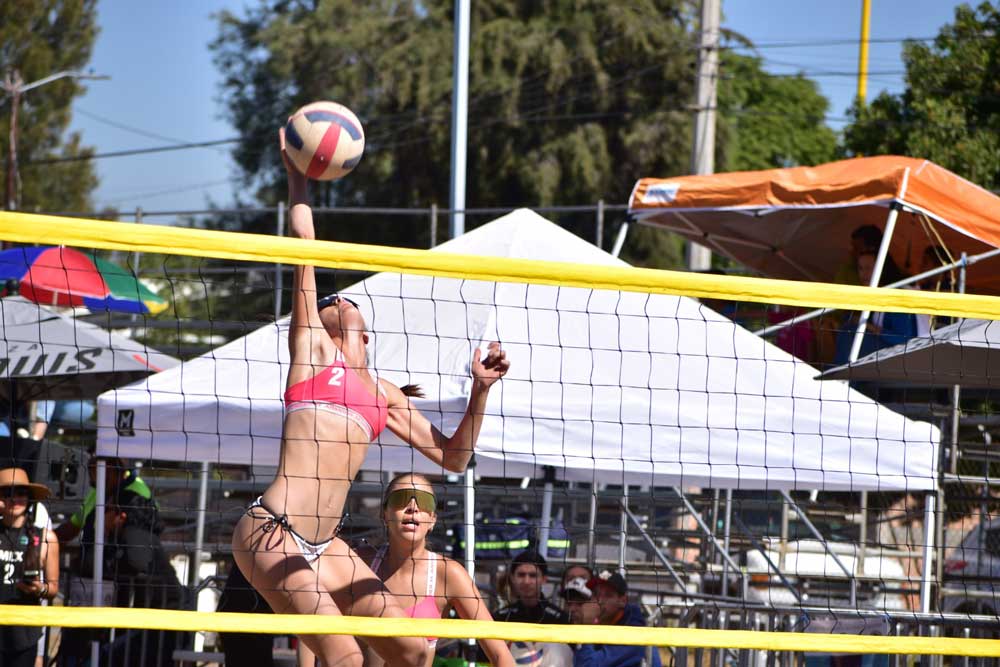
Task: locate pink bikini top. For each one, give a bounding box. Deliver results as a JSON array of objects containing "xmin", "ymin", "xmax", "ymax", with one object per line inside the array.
[
  {"xmin": 283, "ymin": 350, "xmax": 388, "ymax": 441},
  {"xmin": 372, "ymin": 547, "xmax": 440, "ymax": 645}
]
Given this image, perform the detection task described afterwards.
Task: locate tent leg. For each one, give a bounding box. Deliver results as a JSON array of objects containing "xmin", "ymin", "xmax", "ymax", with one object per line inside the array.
[
  {"xmin": 538, "ymin": 466, "xmax": 555, "ymax": 558},
  {"xmin": 464, "ymin": 463, "xmax": 477, "ymax": 666},
  {"xmin": 587, "ymin": 484, "xmax": 598, "ymax": 567},
  {"xmin": 618, "ymin": 484, "xmax": 628, "ymax": 574},
  {"xmin": 611, "ymin": 221, "xmax": 630, "ymax": 258},
  {"xmin": 722, "ymin": 489, "xmax": 733, "ymax": 598},
  {"xmin": 921, "ymin": 492, "xmax": 936, "ymax": 614},
  {"xmin": 848, "ymin": 198, "xmax": 904, "ymax": 363},
  {"xmin": 191, "ymin": 461, "xmax": 210, "ymax": 588},
  {"xmin": 91, "ymin": 458, "xmax": 107, "ymax": 667}
]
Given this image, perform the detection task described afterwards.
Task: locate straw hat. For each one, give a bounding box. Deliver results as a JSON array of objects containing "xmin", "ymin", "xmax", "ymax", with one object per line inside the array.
[{"xmin": 0, "ymin": 468, "xmax": 51, "ymax": 500}]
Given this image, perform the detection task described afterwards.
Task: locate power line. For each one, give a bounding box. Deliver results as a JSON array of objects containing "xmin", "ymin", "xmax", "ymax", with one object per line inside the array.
[{"xmin": 23, "ymin": 137, "xmax": 239, "ymax": 166}]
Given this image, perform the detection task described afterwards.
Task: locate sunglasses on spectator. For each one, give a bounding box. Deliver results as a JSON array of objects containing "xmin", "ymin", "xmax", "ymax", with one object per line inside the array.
[
  {"xmin": 0, "ymin": 487, "xmax": 29, "ymax": 499},
  {"xmin": 384, "ymin": 488, "xmax": 437, "ymax": 514},
  {"xmin": 317, "ymin": 294, "xmax": 360, "ymax": 311}
]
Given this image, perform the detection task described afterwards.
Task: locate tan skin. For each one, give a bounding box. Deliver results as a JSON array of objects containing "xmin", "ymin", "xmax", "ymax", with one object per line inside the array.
[
  {"xmin": 364, "ymin": 475, "xmax": 513, "ymax": 667},
  {"xmin": 0, "ymin": 490, "xmax": 59, "ymax": 602},
  {"xmin": 231, "ymin": 130, "xmax": 510, "ymax": 667}
]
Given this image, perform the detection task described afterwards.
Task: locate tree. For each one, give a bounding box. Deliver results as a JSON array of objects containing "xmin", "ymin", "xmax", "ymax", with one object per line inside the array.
[
  {"xmin": 212, "ymin": 1, "xmax": 838, "ymax": 270},
  {"xmin": 212, "ymin": 0, "xmax": 696, "ymax": 248},
  {"xmin": 844, "ymin": 2, "xmax": 1000, "ymax": 190},
  {"xmin": 717, "ymin": 52, "xmax": 838, "ymax": 173},
  {"xmin": 0, "ymin": 1, "xmax": 100, "ymax": 212}
]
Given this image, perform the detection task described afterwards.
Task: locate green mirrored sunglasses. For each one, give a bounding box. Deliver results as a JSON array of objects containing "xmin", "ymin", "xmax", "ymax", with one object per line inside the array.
[{"xmin": 384, "ymin": 487, "xmax": 437, "ymax": 513}]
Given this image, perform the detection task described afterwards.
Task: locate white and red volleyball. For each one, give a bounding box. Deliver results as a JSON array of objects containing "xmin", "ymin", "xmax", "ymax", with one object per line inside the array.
[{"xmin": 284, "ymin": 101, "xmax": 365, "ymax": 181}]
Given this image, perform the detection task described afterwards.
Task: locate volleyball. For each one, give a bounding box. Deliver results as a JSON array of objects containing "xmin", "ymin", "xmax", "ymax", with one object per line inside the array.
[{"xmin": 283, "ymin": 101, "xmax": 365, "ymax": 181}]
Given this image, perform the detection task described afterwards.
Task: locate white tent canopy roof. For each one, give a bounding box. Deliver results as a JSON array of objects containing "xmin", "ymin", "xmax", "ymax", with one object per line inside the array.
[{"xmin": 97, "ymin": 209, "xmax": 939, "ymax": 491}]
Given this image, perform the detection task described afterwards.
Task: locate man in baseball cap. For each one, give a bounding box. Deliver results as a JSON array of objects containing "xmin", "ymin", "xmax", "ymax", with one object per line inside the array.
[{"xmin": 566, "ymin": 571, "xmax": 662, "ymax": 667}]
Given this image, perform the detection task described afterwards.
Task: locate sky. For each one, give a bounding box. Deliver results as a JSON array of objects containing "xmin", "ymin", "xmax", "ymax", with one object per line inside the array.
[{"xmin": 62, "ymin": 0, "xmax": 970, "ymax": 216}]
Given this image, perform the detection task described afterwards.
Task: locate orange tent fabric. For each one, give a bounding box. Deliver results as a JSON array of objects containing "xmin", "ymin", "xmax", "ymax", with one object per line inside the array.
[{"xmin": 629, "ymin": 156, "xmax": 1000, "ymax": 293}]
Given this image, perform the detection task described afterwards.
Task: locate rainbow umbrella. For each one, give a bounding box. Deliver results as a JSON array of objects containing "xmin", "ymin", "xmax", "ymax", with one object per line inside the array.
[{"xmin": 0, "ymin": 246, "xmax": 168, "ymax": 315}]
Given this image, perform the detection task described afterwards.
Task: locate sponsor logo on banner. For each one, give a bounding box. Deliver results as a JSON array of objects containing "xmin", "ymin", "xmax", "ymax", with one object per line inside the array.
[
  {"xmin": 642, "ymin": 182, "xmax": 680, "ymax": 204},
  {"xmin": 116, "ymin": 410, "xmax": 135, "ymax": 437}
]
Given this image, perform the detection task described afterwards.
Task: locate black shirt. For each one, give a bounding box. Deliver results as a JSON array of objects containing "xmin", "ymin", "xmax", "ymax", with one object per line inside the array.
[
  {"xmin": 0, "ymin": 521, "xmax": 42, "ymax": 650},
  {"xmin": 496, "ymin": 597, "xmax": 569, "ymax": 624}
]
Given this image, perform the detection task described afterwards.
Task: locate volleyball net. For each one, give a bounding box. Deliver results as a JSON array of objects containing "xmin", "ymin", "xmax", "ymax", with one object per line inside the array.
[{"xmin": 1, "ymin": 208, "xmax": 999, "ymax": 661}]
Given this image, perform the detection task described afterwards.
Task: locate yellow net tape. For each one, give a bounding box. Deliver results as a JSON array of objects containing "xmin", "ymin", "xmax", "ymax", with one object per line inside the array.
[
  {"xmin": 2, "ymin": 606, "xmax": 998, "ymax": 657},
  {"xmin": 2, "ymin": 210, "xmax": 999, "ymax": 319}
]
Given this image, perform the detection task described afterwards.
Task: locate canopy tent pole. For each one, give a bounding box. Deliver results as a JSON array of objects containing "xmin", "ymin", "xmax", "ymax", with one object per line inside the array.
[
  {"xmin": 91, "ymin": 458, "xmax": 107, "ymax": 667},
  {"xmin": 611, "ymin": 221, "xmax": 629, "ymax": 258},
  {"xmin": 537, "ymin": 466, "xmax": 555, "ymax": 558},
  {"xmin": 190, "ymin": 461, "xmax": 210, "ymax": 588},
  {"xmin": 921, "ymin": 492, "xmax": 937, "ymax": 614},
  {"xmin": 618, "ymin": 484, "xmax": 628, "ymax": 574},
  {"xmin": 463, "ymin": 460, "xmax": 477, "ymax": 666},
  {"xmin": 274, "ymin": 201, "xmax": 285, "ymax": 320},
  {"xmin": 587, "ymin": 484, "xmax": 598, "ymax": 566}
]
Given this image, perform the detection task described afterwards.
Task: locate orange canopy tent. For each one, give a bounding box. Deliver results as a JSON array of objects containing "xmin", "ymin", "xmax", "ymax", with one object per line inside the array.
[{"xmin": 628, "ymin": 156, "xmax": 1000, "ymax": 293}]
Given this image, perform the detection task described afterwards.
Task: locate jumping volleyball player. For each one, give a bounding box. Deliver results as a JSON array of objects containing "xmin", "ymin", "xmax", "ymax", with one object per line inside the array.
[{"xmin": 231, "ymin": 129, "xmax": 510, "ymax": 667}]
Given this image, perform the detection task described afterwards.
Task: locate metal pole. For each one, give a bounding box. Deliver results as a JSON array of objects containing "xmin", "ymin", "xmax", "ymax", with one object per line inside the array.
[
  {"xmin": 779, "ymin": 495, "xmax": 789, "ymax": 571},
  {"xmin": 849, "ymin": 194, "xmax": 907, "ymax": 363},
  {"xmin": 190, "ymin": 461, "xmax": 210, "ymax": 588},
  {"xmin": 753, "ymin": 248, "xmax": 1000, "ymax": 337},
  {"xmin": 91, "ymin": 458, "xmax": 107, "ymax": 667},
  {"xmin": 587, "ymin": 484, "xmax": 598, "ymax": 567},
  {"xmin": 448, "ymin": 0, "xmax": 470, "ymax": 239},
  {"xmin": 858, "ymin": 491, "xmax": 868, "ymax": 579},
  {"xmin": 463, "ymin": 462, "xmax": 477, "ymax": 666},
  {"xmin": 921, "ymin": 492, "xmax": 937, "ymax": 614},
  {"xmin": 611, "ymin": 222, "xmax": 630, "ymax": 258},
  {"xmin": 274, "ymin": 201, "xmax": 285, "ymax": 320},
  {"xmin": 948, "ymin": 254, "xmax": 967, "ymax": 475},
  {"xmin": 721, "ymin": 488, "xmax": 732, "ymax": 598},
  {"xmin": 857, "ymin": 0, "xmax": 872, "ymax": 103},
  {"xmin": 595, "ymin": 199, "xmax": 605, "ymax": 249},
  {"xmin": 5, "ymin": 70, "xmax": 22, "ymax": 212},
  {"xmin": 430, "ymin": 202, "xmax": 438, "ymax": 248},
  {"xmin": 618, "ymin": 484, "xmax": 628, "ymax": 575},
  {"xmin": 538, "ymin": 466, "xmax": 555, "ymax": 559},
  {"xmin": 687, "ymin": 0, "xmax": 720, "ymax": 271}
]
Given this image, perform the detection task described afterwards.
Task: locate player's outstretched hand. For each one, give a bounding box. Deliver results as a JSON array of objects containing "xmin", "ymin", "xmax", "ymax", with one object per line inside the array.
[{"xmin": 472, "ymin": 341, "xmax": 509, "ymax": 389}]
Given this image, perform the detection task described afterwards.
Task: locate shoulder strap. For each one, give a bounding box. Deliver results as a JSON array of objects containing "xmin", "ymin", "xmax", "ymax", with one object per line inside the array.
[
  {"xmin": 425, "ymin": 552, "xmax": 437, "ymax": 597},
  {"xmin": 371, "ymin": 544, "xmax": 388, "ymax": 575}
]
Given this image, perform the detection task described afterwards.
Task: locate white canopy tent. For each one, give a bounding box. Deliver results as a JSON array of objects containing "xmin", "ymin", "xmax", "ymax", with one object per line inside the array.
[{"xmin": 97, "ymin": 209, "xmax": 938, "ymax": 493}]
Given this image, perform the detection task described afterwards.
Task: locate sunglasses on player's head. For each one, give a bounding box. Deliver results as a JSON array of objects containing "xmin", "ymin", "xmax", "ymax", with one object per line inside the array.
[
  {"xmin": 0, "ymin": 486, "xmax": 29, "ymax": 499},
  {"xmin": 383, "ymin": 487, "xmax": 437, "ymax": 514},
  {"xmin": 317, "ymin": 294, "xmax": 360, "ymax": 311}
]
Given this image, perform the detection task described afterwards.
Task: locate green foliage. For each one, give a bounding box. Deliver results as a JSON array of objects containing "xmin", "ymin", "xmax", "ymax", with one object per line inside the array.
[
  {"xmin": 0, "ymin": 0, "xmax": 99, "ymax": 211},
  {"xmin": 212, "ymin": 1, "xmax": 837, "ymax": 270},
  {"xmin": 212, "ymin": 0, "xmax": 696, "ymax": 249},
  {"xmin": 717, "ymin": 53, "xmax": 838, "ymax": 173},
  {"xmin": 844, "ymin": 2, "xmax": 1000, "ymax": 189}
]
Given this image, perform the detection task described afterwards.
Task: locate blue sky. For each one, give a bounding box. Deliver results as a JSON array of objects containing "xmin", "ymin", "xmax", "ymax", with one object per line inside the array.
[{"xmin": 64, "ymin": 0, "xmax": 969, "ymax": 215}]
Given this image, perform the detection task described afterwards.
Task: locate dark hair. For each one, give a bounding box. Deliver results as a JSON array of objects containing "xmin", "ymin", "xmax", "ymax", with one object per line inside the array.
[
  {"xmin": 511, "ymin": 550, "xmax": 547, "ymax": 576},
  {"xmin": 851, "ymin": 225, "xmax": 883, "ymax": 250},
  {"xmin": 400, "ymin": 384, "xmax": 424, "ymax": 398},
  {"xmin": 562, "ymin": 564, "xmax": 593, "ymax": 582}
]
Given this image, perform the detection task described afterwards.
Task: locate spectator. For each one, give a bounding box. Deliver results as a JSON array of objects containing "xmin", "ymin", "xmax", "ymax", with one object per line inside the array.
[
  {"xmin": 834, "ymin": 252, "xmax": 918, "ymax": 365},
  {"xmin": 915, "ymin": 245, "xmax": 955, "ymax": 335},
  {"xmin": 834, "ymin": 225, "xmax": 883, "ymax": 285},
  {"xmin": 561, "ymin": 564, "xmax": 594, "ymax": 592},
  {"xmin": 0, "ymin": 468, "xmax": 59, "ymax": 667},
  {"xmin": 0, "ymin": 400, "xmax": 53, "ymax": 481},
  {"xmin": 56, "ymin": 455, "xmax": 183, "ymax": 667},
  {"xmin": 496, "ymin": 551, "xmax": 568, "ymax": 624},
  {"xmin": 564, "ymin": 572, "xmax": 662, "ymax": 667}
]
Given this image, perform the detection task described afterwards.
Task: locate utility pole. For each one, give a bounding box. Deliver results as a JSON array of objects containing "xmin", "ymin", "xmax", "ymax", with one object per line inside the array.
[
  {"xmin": 3, "ymin": 69, "xmax": 109, "ymax": 211},
  {"xmin": 688, "ymin": 0, "xmax": 720, "ymax": 271},
  {"xmin": 448, "ymin": 0, "xmax": 470, "ymax": 239},
  {"xmin": 856, "ymin": 0, "xmax": 872, "ymax": 104}
]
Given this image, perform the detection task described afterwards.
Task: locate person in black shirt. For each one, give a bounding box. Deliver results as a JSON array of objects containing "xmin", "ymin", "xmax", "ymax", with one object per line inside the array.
[
  {"xmin": 495, "ymin": 551, "xmax": 568, "ymax": 624},
  {"xmin": 0, "ymin": 467, "xmax": 59, "ymax": 667}
]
